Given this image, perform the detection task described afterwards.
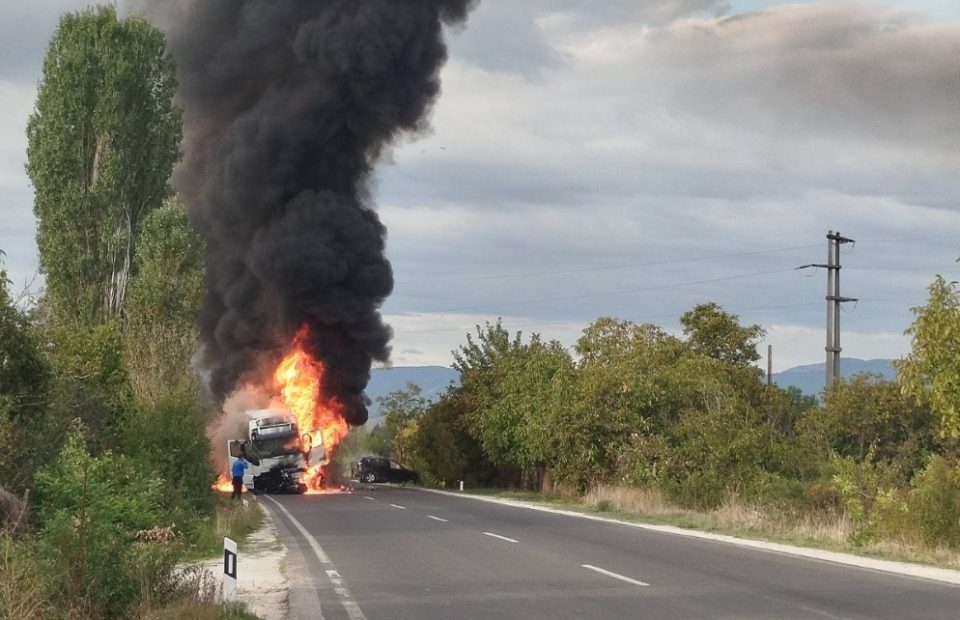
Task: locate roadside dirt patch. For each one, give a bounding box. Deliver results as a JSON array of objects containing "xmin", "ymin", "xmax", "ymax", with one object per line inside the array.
[{"xmin": 197, "ymin": 501, "xmax": 289, "ymax": 619}]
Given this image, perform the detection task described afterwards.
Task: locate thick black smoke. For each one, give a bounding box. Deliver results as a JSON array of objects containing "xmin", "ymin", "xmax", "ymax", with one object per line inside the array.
[{"xmin": 141, "ymin": 0, "xmax": 476, "ymax": 425}]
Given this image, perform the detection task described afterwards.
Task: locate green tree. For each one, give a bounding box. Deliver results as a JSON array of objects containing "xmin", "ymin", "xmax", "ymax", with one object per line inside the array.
[
  {"xmin": 473, "ymin": 337, "xmax": 574, "ymax": 487},
  {"xmin": 809, "ymin": 375, "xmax": 936, "ymax": 473},
  {"xmin": 680, "ymin": 302, "xmax": 764, "ymax": 368},
  {"xmin": 410, "ymin": 389, "xmax": 496, "ymax": 487},
  {"xmin": 0, "ymin": 256, "xmax": 50, "ymax": 491},
  {"xmin": 26, "ymin": 6, "xmax": 181, "ymax": 327},
  {"xmin": 124, "ymin": 199, "xmax": 204, "ymax": 404},
  {"xmin": 379, "ymin": 383, "xmax": 427, "ymax": 465},
  {"xmin": 897, "ymin": 276, "xmax": 960, "ymax": 439}
]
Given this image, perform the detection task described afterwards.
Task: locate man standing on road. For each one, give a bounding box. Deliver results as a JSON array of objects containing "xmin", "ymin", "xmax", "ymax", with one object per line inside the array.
[{"xmin": 231, "ymin": 456, "xmax": 249, "ymax": 500}]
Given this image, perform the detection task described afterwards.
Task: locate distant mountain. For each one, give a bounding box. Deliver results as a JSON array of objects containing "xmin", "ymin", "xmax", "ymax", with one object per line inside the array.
[
  {"xmin": 363, "ymin": 366, "xmax": 460, "ymax": 425},
  {"xmin": 772, "ymin": 358, "xmax": 897, "ymax": 396}
]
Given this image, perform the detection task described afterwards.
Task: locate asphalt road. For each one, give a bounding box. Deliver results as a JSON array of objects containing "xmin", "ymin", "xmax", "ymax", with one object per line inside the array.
[{"xmin": 264, "ymin": 486, "xmax": 960, "ymax": 620}]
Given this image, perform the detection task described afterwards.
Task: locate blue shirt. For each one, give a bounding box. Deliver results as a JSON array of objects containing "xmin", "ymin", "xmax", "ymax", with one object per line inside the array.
[{"xmin": 231, "ymin": 458, "xmax": 249, "ymax": 478}]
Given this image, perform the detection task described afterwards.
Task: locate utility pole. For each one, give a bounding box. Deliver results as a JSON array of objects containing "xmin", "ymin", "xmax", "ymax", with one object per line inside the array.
[
  {"xmin": 797, "ymin": 231, "xmax": 857, "ymax": 390},
  {"xmin": 767, "ymin": 344, "xmax": 772, "ymax": 387}
]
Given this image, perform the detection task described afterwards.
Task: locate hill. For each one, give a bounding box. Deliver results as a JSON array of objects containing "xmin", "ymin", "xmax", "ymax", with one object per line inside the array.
[
  {"xmin": 772, "ymin": 358, "xmax": 897, "ymax": 396},
  {"xmin": 363, "ymin": 366, "xmax": 460, "ymax": 425}
]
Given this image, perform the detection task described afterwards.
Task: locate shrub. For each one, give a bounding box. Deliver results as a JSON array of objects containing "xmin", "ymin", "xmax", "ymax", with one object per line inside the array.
[
  {"xmin": 123, "ymin": 391, "xmax": 215, "ymax": 514},
  {"xmin": 905, "ymin": 455, "xmax": 960, "ymax": 548},
  {"xmin": 830, "ymin": 453, "xmax": 906, "ymax": 546},
  {"xmin": 663, "ymin": 470, "xmax": 728, "ymax": 510},
  {"xmin": 32, "ymin": 422, "xmax": 175, "ymax": 618}
]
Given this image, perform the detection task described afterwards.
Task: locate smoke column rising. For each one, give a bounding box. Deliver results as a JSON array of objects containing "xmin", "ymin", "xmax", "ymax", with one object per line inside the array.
[{"xmin": 140, "ymin": 0, "xmax": 476, "ymax": 425}]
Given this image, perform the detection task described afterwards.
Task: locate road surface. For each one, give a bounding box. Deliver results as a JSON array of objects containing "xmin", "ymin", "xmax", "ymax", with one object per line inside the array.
[{"xmin": 263, "ymin": 486, "xmax": 960, "ymax": 620}]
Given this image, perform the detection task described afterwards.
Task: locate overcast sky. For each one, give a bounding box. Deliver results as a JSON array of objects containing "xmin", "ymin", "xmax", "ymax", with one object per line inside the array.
[{"xmin": 1, "ymin": 1, "xmax": 958, "ymax": 372}]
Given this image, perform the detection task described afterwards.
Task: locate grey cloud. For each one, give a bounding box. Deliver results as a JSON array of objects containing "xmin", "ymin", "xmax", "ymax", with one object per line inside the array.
[
  {"xmin": 652, "ymin": 4, "xmax": 960, "ymax": 152},
  {"xmin": 0, "ymin": 1, "xmax": 97, "ymax": 81},
  {"xmin": 447, "ymin": 0, "xmax": 729, "ymax": 77}
]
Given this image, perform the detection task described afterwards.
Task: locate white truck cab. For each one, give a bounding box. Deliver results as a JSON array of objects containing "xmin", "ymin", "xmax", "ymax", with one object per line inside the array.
[{"xmin": 227, "ymin": 408, "xmax": 325, "ymax": 493}]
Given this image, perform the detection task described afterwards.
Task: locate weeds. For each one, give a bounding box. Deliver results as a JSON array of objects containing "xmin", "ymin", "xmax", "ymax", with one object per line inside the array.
[{"xmin": 182, "ymin": 497, "xmax": 264, "ymax": 560}]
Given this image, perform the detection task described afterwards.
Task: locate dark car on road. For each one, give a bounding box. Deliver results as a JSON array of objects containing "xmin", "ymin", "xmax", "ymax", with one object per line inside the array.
[{"xmin": 351, "ymin": 457, "xmax": 420, "ymax": 484}]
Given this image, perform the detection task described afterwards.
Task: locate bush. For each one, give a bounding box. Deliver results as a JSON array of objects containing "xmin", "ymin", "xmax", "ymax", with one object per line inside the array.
[
  {"xmin": 663, "ymin": 470, "xmax": 727, "ymax": 510},
  {"xmin": 32, "ymin": 422, "xmax": 176, "ymax": 618},
  {"xmin": 740, "ymin": 472, "xmax": 805, "ymax": 510},
  {"xmin": 123, "ymin": 391, "xmax": 215, "ymax": 515},
  {"xmin": 905, "ymin": 455, "xmax": 960, "ymax": 548},
  {"xmin": 830, "ymin": 453, "xmax": 906, "ymax": 546}
]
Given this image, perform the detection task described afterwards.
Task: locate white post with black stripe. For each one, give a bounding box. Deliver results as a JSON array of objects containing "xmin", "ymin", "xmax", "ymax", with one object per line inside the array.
[{"xmin": 223, "ymin": 537, "xmax": 238, "ymax": 602}]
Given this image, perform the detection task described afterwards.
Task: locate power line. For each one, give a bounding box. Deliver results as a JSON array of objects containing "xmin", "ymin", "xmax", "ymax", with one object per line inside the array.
[
  {"xmin": 404, "ymin": 244, "xmax": 821, "ymax": 285},
  {"xmin": 424, "ymin": 266, "xmax": 801, "ymax": 314}
]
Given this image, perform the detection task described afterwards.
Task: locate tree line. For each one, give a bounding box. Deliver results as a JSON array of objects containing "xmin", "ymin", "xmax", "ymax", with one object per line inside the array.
[{"xmin": 369, "ymin": 293, "xmax": 960, "ymax": 550}]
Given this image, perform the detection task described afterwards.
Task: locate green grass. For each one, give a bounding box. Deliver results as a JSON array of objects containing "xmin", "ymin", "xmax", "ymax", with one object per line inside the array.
[{"xmin": 180, "ymin": 495, "xmax": 265, "ymax": 561}]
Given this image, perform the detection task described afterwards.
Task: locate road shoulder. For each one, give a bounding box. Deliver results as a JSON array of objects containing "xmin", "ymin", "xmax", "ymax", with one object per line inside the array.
[{"xmin": 197, "ymin": 499, "xmax": 289, "ymax": 619}]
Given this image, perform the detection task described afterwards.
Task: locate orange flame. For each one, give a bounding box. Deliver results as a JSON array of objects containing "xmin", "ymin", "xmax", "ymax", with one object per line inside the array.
[
  {"xmin": 213, "ymin": 474, "xmax": 246, "ymax": 494},
  {"xmin": 271, "ymin": 327, "xmax": 350, "ymax": 493}
]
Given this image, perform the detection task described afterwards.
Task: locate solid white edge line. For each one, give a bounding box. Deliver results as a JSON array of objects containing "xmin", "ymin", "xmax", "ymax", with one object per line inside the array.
[
  {"xmin": 263, "ymin": 496, "xmax": 367, "ymax": 620},
  {"xmin": 483, "ymin": 531, "xmax": 518, "ymax": 543},
  {"xmin": 389, "ymin": 503, "xmax": 406, "ymax": 510},
  {"xmin": 582, "ymin": 564, "xmax": 650, "ymax": 587},
  {"xmin": 427, "ymin": 515, "xmax": 449, "ymax": 522},
  {"xmin": 416, "ymin": 488, "xmax": 960, "ymax": 586}
]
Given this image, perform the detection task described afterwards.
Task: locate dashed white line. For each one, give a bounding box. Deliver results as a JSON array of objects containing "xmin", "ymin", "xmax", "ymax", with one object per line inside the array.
[
  {"xmin": 389, "ymin": 503, "xmax": 406, "ymax": 510},
  {"xmin": 263, "ymin": 496, "xmax": 368, "ymax": 620},
  {"xmin": 363, "ymin": 496, "xmax": 375, "ymax": 500},
  {"xmin": 582, "ymin": 564, "xmax": 649, "ymax": 587},
  {"xmin": 427, "ymin": 515, "xmax": 448, "ymax": 522},
  {"xmin": 483, "ymin": 531, "xmax": 518, "ymax": 543}
]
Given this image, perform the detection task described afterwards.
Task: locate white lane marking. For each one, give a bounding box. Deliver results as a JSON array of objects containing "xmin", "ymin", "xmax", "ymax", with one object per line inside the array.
[
  {"xmin": 264, "ymin": 496, "xmax": 367, "ymax": 620},
  {"xmin": 418, "ymin": 488, "xmax": 960, "ymax": 586},
  {"xmin": 363, "ymin": 496, "xmax": 375, "ymax": 500},
  {"xmin": 582, "ymin": 564, "xmax": 650, "ymax": 587},
  {"xmin": 483, "ymin": 531, "xmax": 518, "ymax": 543},
  {"xmin": 389, "ymin": 503, "xmax": 406, "ymax": 510},
  {"xmin": 427, "ymin": 515, "xmax": 449, "ymax": 522}
]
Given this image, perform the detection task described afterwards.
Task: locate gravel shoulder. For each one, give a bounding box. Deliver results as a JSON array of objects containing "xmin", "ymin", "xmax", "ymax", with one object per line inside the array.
[{"xmin": 197, "ymin": 499, "xmax": 290, "ymax": 620}]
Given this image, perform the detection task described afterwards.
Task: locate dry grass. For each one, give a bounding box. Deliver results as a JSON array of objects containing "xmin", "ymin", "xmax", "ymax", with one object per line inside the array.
[
  {"xmin": 0, "ymin": 536, "xmax": 51, "ymax": 620},
  {"xmin": 578, "ymin": 484, "xmax": 960, "ymax": 569},
  {"xmin": 585, "ymin": 484, "xmax": 853, "ymax": 542},
  {"xmin": 137, "ymin": 562, "xmax": 261, "ymax": 619}
]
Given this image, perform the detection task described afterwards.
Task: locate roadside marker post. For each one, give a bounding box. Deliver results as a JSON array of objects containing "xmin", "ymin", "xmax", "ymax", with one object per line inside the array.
[
  {"xmin": 459, "ymin": 480, "xmax": 464, "ymax": 492},
  {"xmin": 223, "ymin": 537, "xmax": 238, "ymax": 602}
]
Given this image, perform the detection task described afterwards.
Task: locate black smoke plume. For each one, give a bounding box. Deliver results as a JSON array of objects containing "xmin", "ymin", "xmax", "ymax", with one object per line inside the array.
[{"xmin": 141, "ymin": 0, "xmax": 476, "ymax": 425}]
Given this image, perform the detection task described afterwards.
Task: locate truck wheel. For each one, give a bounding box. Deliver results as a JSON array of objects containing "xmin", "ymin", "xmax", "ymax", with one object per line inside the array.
[{"xmin": 363, "ymin": 472, "xmax": 376, "ymax": 483}]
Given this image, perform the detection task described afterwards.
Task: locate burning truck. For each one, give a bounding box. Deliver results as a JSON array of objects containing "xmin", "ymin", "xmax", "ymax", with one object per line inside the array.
[
  {"xmin": 227, "ymin": 409, "xmax": 325, "ymax": 494},
  {"xmin": 215, "ymin": 327, "xmax": 352, "ymax": 495}
]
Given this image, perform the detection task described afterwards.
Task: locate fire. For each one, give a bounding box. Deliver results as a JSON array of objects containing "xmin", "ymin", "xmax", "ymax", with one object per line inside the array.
[
  {"xmin": 213, "ymin": 474, "xmax": 246, "ymax": 494},
  {"xmin": 271, "ymin": 327, "xmax": 350, "ymax": 493}
]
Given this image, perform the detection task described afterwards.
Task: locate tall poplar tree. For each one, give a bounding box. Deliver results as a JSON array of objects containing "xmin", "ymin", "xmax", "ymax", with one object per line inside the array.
[{"xmin": 26, "ymin": 6, "xmax": 181, "ymax": 327}]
